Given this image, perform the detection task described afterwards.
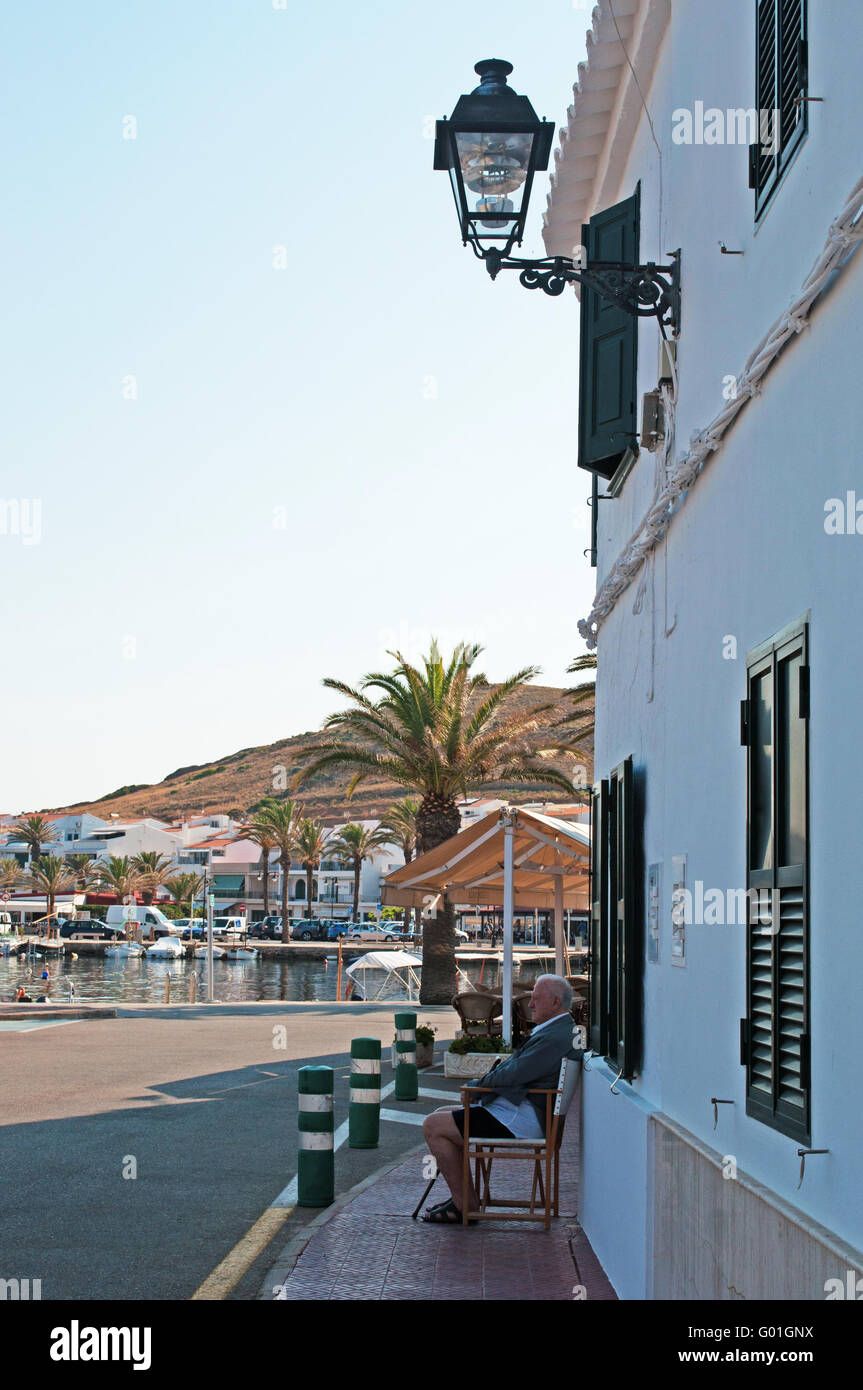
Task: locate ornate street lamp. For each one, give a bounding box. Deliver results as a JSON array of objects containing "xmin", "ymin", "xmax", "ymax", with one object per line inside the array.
[{"xmin": 435, "ymin": 59, "xmax": 680, "ymax": 331}]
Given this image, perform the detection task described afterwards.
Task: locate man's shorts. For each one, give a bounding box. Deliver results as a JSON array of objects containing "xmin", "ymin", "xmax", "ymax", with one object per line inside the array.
[{"xmin": 451, "ymin": 1105, "xmax": 515, "ymax": 1139}]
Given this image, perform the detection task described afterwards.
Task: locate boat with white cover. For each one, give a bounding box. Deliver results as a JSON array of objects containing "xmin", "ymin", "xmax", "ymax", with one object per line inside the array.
[{"xmin": 145, "ymin": 936, "xmax": 185, "ymax": 959}]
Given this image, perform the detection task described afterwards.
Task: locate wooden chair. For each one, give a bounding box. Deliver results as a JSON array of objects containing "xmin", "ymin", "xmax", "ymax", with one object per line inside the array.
[
  {"xmin": 460, "ymin": 1056, "xmax": 581, "ymax": 1229},
  {"xmin": 451, "ymin": 990, "xmax": 504, "ymax": 1037}
]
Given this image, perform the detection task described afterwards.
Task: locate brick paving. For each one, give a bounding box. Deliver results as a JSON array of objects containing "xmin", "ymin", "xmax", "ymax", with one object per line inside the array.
[{"xmin": 275, "ymin": 1112, "xmax": 617, "ymax": 1301}]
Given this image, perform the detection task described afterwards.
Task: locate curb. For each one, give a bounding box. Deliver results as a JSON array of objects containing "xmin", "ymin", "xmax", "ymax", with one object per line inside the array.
[
  {"xmin": 0, "ymin": 1006, "xmax": 118, "ymax": 1021},
  {"xmin": 262, "ymin": 1140, "xmax": 429, "ymax": 1299}
]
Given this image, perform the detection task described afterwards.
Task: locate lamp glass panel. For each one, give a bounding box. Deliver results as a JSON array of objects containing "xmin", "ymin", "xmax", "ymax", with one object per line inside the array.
[{"xmin": 454, "ymin": 129, "xmax": 534, "ymax": 231}]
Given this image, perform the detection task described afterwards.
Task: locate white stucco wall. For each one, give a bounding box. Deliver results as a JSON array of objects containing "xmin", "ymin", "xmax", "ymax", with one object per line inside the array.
[{"xmin": 570, "ymin": 0, "xmax": 863, "ymax": 1295}]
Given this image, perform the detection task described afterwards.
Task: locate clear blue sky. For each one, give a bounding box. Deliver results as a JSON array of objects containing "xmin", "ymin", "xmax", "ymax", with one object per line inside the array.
[{"xmin": 0, "ymin": 1, "xmax": 595, "ymax": 812}]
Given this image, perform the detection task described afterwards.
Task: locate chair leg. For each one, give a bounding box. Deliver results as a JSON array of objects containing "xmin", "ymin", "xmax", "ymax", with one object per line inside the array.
[
  {"xmin": 544, "ymin": 1148, "xmax": 553, "ymax": 1230},
  {"xmin": 553, "ymin": 1147, "xmax": 561, "ymax": 1218}
]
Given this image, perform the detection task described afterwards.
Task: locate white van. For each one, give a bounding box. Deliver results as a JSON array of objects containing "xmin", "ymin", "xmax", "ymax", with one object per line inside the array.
[{"xmin": 105, "ymin": 905, "xmax": 174, "ymax": 935}]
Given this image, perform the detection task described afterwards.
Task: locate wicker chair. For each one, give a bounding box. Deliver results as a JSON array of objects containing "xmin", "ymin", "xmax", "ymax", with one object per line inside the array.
[{"xmin": 451, "ymin": 990, "xmax": 504, "ymax": 1037}]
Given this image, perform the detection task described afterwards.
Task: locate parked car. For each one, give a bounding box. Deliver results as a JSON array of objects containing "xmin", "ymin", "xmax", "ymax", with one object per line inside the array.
[
  {"xmin": 59, "ymin": 920, "xmax": 124, "ymax": 940},
  {"xmin": 327, "ymin": 921, "xmax": 358, "ymax": 941},
  {"xmin": 290, "ymin": 920, "xmax": 327, "ymax": 942},
  {"xmin": 248, "ymin": 921, "xmax": 283, "ymax": 940},
  {"xmin": 347, "ymin": 925, "xmax": 403, "ymax": 944}
]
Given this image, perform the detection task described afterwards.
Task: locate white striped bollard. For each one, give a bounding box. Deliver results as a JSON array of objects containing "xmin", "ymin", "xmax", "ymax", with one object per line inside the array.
[
  {"xmin": 349, "ymin": 1038, "xmax": 381, "ymax": 1149},
  {"xmin": 394, "ymin": 1010, "xmax": 418, "ymax": 1101},
  {"xmin": 297, "ymin": 1066, "xmax": 334, "ymax": 1207}
]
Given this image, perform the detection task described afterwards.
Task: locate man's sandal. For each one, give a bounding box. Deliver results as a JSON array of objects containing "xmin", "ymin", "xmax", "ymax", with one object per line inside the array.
[{"xmin": 420, "ymin": 1199, "xmax": 477, "ymax": 1226}]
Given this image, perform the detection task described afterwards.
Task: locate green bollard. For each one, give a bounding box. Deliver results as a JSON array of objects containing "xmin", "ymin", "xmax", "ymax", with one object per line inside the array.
[
  {"xmin": 297, "ymin": 1065, "xmax": 334, "ymax": 1207},
  {"xmin": 349, "ymin": 1038, "xmax": 381, "ymax": 1149},
  {"xmin": 394, "ymin": 1010, "xmax": 418, "ymax": 1101}
]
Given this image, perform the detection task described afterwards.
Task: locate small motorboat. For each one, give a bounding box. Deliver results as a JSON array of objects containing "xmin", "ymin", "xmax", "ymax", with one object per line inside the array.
[
  {"xmin": 223, "ymin": 946, "xmax": 258, "ymax": 961},
  {"xmin": 106, "ymin": 941, "xmax": 145, "ymax": 958},
  {"xmin": 146, "ymin": 936, "xmax": 186, "ymax": 959},
  {"xmin": 193, "ymin": 943, "xmax": 225, "ymax": 959}
]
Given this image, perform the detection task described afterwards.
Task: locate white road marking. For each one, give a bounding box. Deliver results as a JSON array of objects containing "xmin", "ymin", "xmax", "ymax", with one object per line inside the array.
[{"xmin": 0, "ymin": 1019, "xmax": 79, "ymax": 1032}]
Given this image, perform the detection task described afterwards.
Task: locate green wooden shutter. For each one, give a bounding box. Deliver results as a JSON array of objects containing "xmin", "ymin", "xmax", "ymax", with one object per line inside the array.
[
  {"xmin": 577, "ymin": 191, "xmax": 639, "ymax": 480},
  {"xmin": 589, "ymin": 778, "xmax": 609, "ymax": 1055},
  {"xmin": 612, "ymin": 756, "xmax": 640, "ymax": 1079},
  {"xmin": 743, "ymin": 621, "xmax": 810, "ymax": 1141},
  {"xmin": 751, "ymin": 0, "xmax": 807, "ymax": 218}
]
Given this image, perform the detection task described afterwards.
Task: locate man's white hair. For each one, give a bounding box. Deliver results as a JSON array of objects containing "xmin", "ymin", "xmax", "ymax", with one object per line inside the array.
[{"xmin": 536, "ymin": 974, "xmax": 573, "ymax": 1011}]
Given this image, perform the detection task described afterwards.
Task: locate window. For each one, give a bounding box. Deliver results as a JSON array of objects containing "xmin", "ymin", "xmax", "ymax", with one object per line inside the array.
[
  {"xmin": 589, "ymin": 756, "xmax": 642, "ymax": 1077},
  {"xmin": 750, "ymin": 0, "xmax": 807, "ymax": 218},
  {"xmin": 577, "ymin": 191, "xmax": 640, "ymax": 481},
  {"xmin": 740, "ymin": 618, "xmax": 810, "ymax": 1142}
]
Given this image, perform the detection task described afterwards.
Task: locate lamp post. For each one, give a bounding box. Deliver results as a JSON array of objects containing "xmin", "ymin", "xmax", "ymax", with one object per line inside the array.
[{"xmin": 435, "ymin": 60, "xmax": 680, "ymax": 329}]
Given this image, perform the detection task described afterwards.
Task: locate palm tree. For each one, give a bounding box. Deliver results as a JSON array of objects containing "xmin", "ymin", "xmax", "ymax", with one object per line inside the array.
[
  {"xmin": 131, "ymin": 852, "xmax": 175, "ymax": 906},
  {"xmin": 0, "ymin": 857, "xmax": 23, "ymax": 892},
  {"xmin": 380, "ymin": 797, "xmax": 419, "ymax": 933},
  {"xmin": 28, "ymin": 855, "xmax": 75, "ymax": 936},
  {"xmin": 295, "ymin": 641, "xmax": 575, "ymax": 1002},
  {"xmin": 12, "ymin": 813, "xmax": 58, "ymax": 865},
  {"xmin": 165, "ymin": 872, "xmax": 205, "ymax": 914},
  {"xmin": 237, "ymin": 816, "xmax": 277, "ymax": 918},
  {"xmin": 66, "ymin": 854, "xmax": 99, "ymax": 892},
  {"xmin": 97, "ymin": 856, "xmax": 142, "ymax": 901},
  {"xmin": 255, "ymin": 800, "xmax": 302, "ymax": 941},
  {"xmin": 294, "ymin": 818, "xmax": 330, "ymax": 923},
  {"xmin": 328, "ymin": 822, "xmax": 393, "ymax": 923}
]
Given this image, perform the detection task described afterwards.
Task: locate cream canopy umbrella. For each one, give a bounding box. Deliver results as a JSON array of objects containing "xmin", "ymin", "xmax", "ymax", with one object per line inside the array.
[{"xmin": 381, "ymin": 807, "xmax": 589, "ymax": 1043}]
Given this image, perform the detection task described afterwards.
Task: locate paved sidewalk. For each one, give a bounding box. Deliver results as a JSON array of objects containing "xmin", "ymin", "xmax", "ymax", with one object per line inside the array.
[{"xmin": 272, "ymin": 1114, "xmax": 617, "ymax": 1301}]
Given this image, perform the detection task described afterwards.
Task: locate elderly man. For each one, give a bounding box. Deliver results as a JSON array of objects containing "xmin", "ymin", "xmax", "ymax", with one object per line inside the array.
[{"xmin": 421, "ymin": 974, "xmax": 581, "ymax": 1225}]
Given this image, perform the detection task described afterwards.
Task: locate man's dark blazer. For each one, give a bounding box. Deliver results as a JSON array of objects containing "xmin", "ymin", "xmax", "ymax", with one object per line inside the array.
[{"xmin": 472, "ymin": 1013, "xmax": 582, "ymax": 1132}]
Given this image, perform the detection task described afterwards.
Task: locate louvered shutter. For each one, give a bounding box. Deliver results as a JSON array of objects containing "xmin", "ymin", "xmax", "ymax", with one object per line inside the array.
[
  {"xmin": 750, "ymin": 0, "xmax": 807, "ymax": 218},
  {"xmin": 743, "ymin": 623, "xmax": 810, "ymax": 1141},
  {"xmin": 589, "ymin": 779, "xmax": 609, "ymax": 1055},
  {"xmin": 577, "ymin": 192, "xmax": 639, "ymax": 480},
  {"xmin": 610, "ymin": 757, "xmax": 640, "ymax": 1079}
]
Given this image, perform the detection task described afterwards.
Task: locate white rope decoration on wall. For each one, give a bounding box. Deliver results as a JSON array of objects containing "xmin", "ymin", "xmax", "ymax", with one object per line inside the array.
[{"xmin": 578, "ymin": 174, "xmax": 863, "ymax": 649}]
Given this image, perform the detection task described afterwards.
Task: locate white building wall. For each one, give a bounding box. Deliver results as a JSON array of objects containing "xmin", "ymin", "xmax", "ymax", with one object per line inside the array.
[{"xmin": 571, "ymin": 0, "xmax": 863, "ymax": 1296}]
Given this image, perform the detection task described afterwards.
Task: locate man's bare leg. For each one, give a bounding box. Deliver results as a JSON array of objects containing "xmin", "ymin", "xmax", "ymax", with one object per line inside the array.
[{"xmin": 422, "ymin": 1108, "xmax": 479, "ymax": 1215}]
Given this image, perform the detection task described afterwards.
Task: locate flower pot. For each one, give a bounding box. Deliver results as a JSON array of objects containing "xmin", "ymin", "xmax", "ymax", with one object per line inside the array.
[{"xmin": 444, "ymin": 1051, "xmax": 499, "ymax": 1078}]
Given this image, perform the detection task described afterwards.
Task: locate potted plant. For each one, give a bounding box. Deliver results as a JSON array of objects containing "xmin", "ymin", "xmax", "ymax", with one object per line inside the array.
[
  {"xmin": 391, "ymin": 1023, "xmax": 437, "ymax": 1068},
  {"xmin": 443, "ymin": 1034, "xmax": 512, "ymax": 1078}
]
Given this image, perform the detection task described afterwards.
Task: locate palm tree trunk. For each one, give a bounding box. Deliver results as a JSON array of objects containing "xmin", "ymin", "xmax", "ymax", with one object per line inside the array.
[
  {"xmin": 262, "ymin": 850, "xmax": 270, "ymax": 918},
  {"xmin": 305, "ymin": 865, "xmax": 313, "ymax": 920},
  {"xmin": 417, "ymin": 798, "xmax": 462, "ymax": 1004},
  {"xmin": 402, "ymin": 845, "xmax": 413, "ymax": 933},
  {"xmin": 281, "ymin": 855, "xmax": 290, "ymax": 942}
]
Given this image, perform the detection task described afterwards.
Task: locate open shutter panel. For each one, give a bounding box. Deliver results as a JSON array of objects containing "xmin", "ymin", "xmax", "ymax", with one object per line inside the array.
[
  {"xmin": 577, "ymin": 192, "xmax": 639, "ymax": 479},
  {"xmin": 744, "ymin": 623, "xmax": 809, "ymax": 1142},
  {"xmin": 589, "ymin": 779, "xmax": 609, "ymax": 1056},
  {"xmin": 753, "ymin": 0, "xmax": 807, "ymax": 217},
  {"xmin": 613, "ymin": 757, "xmax": 640, "ymax": 1079}
]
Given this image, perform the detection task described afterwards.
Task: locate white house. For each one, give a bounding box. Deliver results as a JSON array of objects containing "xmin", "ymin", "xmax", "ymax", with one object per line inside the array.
[{"xmin": 543, "ymin": 0, "xmax": 863, "ymax": 1298}]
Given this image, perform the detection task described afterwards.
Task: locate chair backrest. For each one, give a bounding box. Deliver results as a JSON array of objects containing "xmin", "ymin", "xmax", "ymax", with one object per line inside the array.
[
  {"xmin": 452, "ymin": 991, "xmax": 503, "ymax": 1031},
  {"xmin": 553, "ymin": 1056, "xmax": 581, "ymax": 1118}
]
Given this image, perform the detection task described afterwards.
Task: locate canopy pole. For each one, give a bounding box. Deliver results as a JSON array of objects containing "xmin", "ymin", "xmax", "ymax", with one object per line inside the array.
[
  {"xmin": 554, "ymin": 868, "xmax": 566, "ymax": 979},
  {"xmin": 502, "ymin": 812, "xmax": 515, "ymax": 1046}
]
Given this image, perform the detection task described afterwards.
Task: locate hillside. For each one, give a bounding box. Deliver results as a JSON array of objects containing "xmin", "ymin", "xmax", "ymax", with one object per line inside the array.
[{"xmin": 50, "ymin": 683, "xmax": 594, "ymax": 825}]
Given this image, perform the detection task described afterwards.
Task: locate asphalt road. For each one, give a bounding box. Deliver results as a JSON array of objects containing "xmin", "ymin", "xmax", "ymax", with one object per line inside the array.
[{"xmin": 0, "ymin": 1002, "xmax": 458, "ymax": 1301}]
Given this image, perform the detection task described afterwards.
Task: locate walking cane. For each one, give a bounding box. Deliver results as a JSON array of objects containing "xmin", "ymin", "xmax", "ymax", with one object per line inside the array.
[{"xmin": 411, "ymin": 1171, "xmax": 439, "ymax": 1220}]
